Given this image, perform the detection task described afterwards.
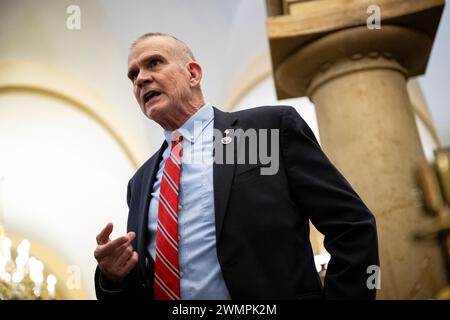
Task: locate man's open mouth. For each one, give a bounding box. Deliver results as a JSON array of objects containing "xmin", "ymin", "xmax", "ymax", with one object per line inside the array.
[{"xmin": 143, "ymin": 91, "xmax": 161, "ymax": 104}]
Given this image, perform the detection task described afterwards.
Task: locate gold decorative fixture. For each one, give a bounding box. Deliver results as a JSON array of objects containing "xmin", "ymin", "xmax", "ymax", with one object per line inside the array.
[
  {"xmin": 0, "ymin": 177, "xmax": 58, "ymax": 300},
  {"xmin": 415, "ymin": 147, "xmax": 450, "ymax": 299}
]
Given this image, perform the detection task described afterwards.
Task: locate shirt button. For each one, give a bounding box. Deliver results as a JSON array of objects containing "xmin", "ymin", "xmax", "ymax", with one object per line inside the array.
[
  {"xmin": 178, "ymin": 204, "xmax": 182, "ymax": 210},
  {"xmin": 180, "ymin": 272, "xmax": 184, "ymax": 278}
]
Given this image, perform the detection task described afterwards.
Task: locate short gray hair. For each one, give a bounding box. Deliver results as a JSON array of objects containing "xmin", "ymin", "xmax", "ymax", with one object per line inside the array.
[{"xmin": 130, "ymin": 32, "xmax": 196, "ymax": 62}]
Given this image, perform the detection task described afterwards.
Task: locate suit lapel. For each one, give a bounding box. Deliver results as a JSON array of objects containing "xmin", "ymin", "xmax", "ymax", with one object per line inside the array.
[{"xmin": 213, "ymin": 107, "xmax": 238, "ymax": 245}]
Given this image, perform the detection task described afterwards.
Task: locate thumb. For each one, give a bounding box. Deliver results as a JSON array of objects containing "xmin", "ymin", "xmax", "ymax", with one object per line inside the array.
[
  {"xmin": 127, "ymin": 231, "xmax": 136, "ymax": 242},
  {"xmin": 96, "ymin": 223, "xmax": 113, "ymax": 245}
]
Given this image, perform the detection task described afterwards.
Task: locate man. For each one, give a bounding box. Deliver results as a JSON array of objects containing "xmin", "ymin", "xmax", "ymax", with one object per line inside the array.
[{"xmin": 94, "ymin": 32, "xmax": 379, "ymax": 300}]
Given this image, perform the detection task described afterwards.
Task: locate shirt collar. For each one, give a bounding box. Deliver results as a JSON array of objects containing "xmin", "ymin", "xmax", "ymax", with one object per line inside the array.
[{"xmin": 163, "ymin": 103, "xmax": 214, "ymax": 144}]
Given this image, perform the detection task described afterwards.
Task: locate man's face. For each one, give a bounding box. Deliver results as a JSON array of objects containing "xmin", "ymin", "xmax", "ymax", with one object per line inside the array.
[{"xmin": 127, "ymin": 36, "xmax": 193, "ymax": 127}]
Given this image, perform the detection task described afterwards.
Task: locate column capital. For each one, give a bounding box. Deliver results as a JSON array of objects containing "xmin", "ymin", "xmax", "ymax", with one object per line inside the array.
[
  {"xmin": 267, "ymin": 0, "xmax": 445, "ymax": 99},
  {"xmin": 277, "ymin": 25, "xmax": 428, "ymax": 99}
]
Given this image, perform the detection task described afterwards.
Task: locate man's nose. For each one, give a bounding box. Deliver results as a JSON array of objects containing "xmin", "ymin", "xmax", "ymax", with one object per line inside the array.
[{"xmin": 136, "ymin": 70, "xmax": 152, "ymax": 87}]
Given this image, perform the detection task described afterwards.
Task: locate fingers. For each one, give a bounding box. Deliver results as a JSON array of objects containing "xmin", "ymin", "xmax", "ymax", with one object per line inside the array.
[
  {"xmin": 107, "ymin": 251, "xmax": 139, "ymax": 280},
  {"xmin": 116, "ymin": 243, "xmax": 134, "ymax": 267},
  {"xmin": 95, "ymin": 231, "xmax": 136, "ymax": 261},
  {"xmin": 112, "ymin": 232, "xmax": 137, "ymax": 263},
  {"xmin": 103, "ymin": 246, "xmax": 139, "ymax": 279},
  {"xmin": 96, "ymin": 235, "xmax": 129, "ymax": 259},
  {"xmin": 126, "ymin": 231, "xmax": 136, "ymax": 242},
  {"xmin": 121, "ymin": 252, "xmax": 139, "ymax": 276},
  {"xmin": 96, "ymin": 223, "xmax": 113, "ymax": 245},
  {"xmin": 94, "ymin": 225, "xmax": 139, "ymax": 281}
]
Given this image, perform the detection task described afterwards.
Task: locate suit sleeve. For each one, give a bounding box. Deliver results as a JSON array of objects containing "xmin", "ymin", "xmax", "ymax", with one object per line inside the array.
[{"xmin": 280, "ymin": 106, "xmax": 379, "ymax": 299}]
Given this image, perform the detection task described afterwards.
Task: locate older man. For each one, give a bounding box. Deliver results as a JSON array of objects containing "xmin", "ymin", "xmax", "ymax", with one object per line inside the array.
[{"xmin": 94, "ymin": 33, "xmax": 379, "ymax": 300}]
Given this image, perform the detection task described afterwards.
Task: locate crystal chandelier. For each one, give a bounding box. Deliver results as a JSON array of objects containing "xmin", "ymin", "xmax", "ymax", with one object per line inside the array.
[{"xmin": 0, "ymin": 176, "xmax": 58, "ymax": 300}]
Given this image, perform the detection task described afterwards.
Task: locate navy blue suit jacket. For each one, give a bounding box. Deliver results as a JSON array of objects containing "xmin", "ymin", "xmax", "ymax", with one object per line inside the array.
[{"xmin": 95, "ymin": 106, "xmax": 379, "ymax": 300}]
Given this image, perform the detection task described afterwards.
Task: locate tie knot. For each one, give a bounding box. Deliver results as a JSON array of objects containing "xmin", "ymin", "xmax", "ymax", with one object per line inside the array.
[{"xmin": 172, "ymin": 133, "xmax": 183, "ymax": 143}]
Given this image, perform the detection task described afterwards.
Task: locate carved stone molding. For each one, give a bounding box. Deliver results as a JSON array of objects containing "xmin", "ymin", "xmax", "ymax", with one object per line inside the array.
[
  {"xmin": 307, "ymin": 55, "xmax": 407, "ymax": 99},
  {"xmin": 266, "ymin": 0, "xmax": 445, "ymax": 99},
  {"xmin": 275, "ymin": 25, "xmax": 431, "ymax": 98}
]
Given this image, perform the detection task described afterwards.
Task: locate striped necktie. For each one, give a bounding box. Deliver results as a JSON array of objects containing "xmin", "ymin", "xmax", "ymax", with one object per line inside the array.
[{"xmin": 154, "ymin": 134, "xmax": 183, "ymax": 300}]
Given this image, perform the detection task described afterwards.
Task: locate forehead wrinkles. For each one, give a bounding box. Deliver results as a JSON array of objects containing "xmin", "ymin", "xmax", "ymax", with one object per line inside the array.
[{"xmin": 128, "ymin": 43, "xmax": 168, "ymax": 68}]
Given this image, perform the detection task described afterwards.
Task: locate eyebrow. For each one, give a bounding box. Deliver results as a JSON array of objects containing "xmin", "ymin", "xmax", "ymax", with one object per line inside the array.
[{"xmin": 127, "ymin": 54, "xmax": 166, "ymax": 80}]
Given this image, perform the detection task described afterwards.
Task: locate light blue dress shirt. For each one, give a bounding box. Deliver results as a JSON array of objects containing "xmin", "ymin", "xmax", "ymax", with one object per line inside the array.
[{"xmin": 147, "ymin": 104, "xmax": 231, "ymax": 300}]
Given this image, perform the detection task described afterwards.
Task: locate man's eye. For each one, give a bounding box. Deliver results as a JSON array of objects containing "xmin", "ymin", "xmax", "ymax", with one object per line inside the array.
[
  {"xmin": 129, "ymin": 72, "xmax": 137, "ymax": 81},
  {"xmin": 150, "ymin": 59, "xmax": 161, "ymax": 67}
]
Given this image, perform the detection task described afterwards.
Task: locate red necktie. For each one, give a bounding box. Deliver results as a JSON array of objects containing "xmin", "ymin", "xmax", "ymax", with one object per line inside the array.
[{"xmin": 154, "ymin": 134, "xmax": 183, "ymax": 300}]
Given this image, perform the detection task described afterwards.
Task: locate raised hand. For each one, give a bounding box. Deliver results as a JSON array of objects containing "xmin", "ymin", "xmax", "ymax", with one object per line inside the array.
[{"xmin": 94, "ymin": 223, "xmax": 139, "ymax": 287}]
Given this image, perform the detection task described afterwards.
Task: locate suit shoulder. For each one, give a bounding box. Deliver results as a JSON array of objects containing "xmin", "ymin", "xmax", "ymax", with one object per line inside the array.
[{"xmin": 230, "ymin": 105, "xmax": 293, "ymax": 119}]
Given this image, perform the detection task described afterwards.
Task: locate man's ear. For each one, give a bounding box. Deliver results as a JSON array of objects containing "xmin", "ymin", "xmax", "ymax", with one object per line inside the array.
[{"xmin": 186, "ymin": 62, "xmax": 202, "ymax": 86}]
